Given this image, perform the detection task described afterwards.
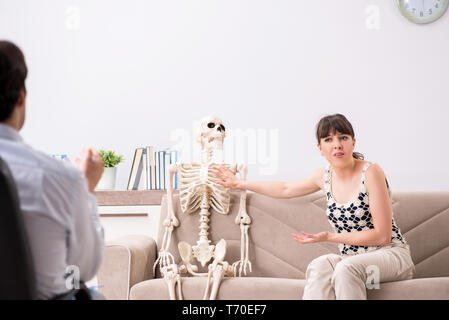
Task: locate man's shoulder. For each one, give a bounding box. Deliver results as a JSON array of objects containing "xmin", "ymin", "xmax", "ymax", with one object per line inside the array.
[
  {"xmin": 1, "ymin": 141, "xmax": 82, "ymax": 184},
  {"xmin": 33, "ymin": 150, "xmax": 82, "ymax": 183}
]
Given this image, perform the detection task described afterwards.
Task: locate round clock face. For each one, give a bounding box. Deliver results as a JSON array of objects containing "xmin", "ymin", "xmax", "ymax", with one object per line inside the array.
[{"xmin": 398, "ymin": 0, "xmax": 449, "ymax": 24}]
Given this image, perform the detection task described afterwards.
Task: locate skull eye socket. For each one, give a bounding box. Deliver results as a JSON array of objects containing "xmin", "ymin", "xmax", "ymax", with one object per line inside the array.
[
  {"xmin": 220, "ymin": 124, "xmax": 225, "ymax": 131},
  {"xmin": 207, "ymin": 122, "xmax": 215, "ymax": 128}
]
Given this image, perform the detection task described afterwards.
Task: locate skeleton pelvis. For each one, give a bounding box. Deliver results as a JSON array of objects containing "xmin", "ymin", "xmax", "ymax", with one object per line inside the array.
[{"xmin": 192, "ymin": 239, "xmax": 215, "ymax": 267}]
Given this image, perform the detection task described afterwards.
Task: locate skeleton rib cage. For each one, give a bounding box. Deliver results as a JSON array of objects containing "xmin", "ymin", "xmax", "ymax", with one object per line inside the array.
[{"xmin": 178, "ymin": 163, "xmax": 232, "ymax": 215}]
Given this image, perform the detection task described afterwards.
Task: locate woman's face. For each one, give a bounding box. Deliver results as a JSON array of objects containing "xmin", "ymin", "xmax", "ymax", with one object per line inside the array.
[{"xmin": 317, "ymin": 131, "xmax": 355, "ymax": 166}]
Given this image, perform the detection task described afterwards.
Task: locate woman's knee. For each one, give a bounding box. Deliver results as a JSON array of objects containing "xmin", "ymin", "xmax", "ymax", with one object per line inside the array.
[
  {"xmin": 306, "ymin": 254, "xmax": 341, "ymax": 277},
  {"xmin": 331, "ymin": 259, "xmax": 365, "ymax": 283}
]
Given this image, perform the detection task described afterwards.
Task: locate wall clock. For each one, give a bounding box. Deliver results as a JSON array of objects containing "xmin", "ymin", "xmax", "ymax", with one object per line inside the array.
[{"xmin": 397, "ymin": 0, "xmax": 449, "ymax": 24}]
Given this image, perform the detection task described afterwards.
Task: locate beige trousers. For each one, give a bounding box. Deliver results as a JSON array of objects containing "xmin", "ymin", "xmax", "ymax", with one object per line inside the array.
[{"xmin": 302, "ymin": 244, "xmax": 415, "ymax": 300}]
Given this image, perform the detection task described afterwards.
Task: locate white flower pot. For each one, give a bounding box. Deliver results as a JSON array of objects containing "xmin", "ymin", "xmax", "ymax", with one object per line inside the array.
[{"xmin": 96, "ymin": 167, "xmax": 117, "ymax": 191}]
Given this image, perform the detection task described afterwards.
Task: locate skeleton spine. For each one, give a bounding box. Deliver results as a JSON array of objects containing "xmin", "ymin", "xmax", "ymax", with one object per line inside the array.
[
  {"xmin": 199, "ymin": 147, "xmax": 213, "ymax": 242},
  {"xmin": 202, "ymin": 148, "xmax": 213, "ymax": 164},
  {"xmin": 199, "ymin": 188, "xmax": 211, "ymax": 241}
]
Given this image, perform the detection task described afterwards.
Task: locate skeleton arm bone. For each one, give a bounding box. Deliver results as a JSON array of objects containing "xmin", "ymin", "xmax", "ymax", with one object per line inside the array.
[
  {"xmin": 234, "ymin": 164, "xmax": 250, "ymax": 224},
  {"xmin": 166, "ymin": 163, "xmax": 180, "ymax": 229},
  {"xmin": 154, "ymin": 164, "xmax": 180, "ymax": 274},
  {"xmin": 232, "ymin": 164, "xmax": 252, "ymax": 276}
]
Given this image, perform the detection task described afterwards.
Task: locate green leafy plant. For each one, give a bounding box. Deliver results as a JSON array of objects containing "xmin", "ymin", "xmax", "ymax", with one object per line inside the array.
[{"xmin": 99, "ymin": 149, "xmax": 124, "ymax": 168}]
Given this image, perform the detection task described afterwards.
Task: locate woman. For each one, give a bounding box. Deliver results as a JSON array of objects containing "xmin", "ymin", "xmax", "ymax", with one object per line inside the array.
[{"xmin": 210, "ymin": 113, "xmax": 414, "ymax": 300}]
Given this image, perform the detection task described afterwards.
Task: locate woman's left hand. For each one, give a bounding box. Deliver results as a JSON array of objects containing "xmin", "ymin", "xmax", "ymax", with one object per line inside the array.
[{"xmin": 292, "ymin": 231, "xmax": 329, "ymax": 244}]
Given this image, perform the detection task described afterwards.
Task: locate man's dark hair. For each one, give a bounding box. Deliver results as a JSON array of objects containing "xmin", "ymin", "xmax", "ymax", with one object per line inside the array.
[{"xmin": 0, "ymin": 41, "xmax": 28, "ymax": 121}]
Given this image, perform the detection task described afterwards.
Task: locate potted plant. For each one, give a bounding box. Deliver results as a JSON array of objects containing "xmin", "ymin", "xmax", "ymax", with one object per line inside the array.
[{"xmin": 96, "ymin": 149, "xmax": 124, "ymax": 191}]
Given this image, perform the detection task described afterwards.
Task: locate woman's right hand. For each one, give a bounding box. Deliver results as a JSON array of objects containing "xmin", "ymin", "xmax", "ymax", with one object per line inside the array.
[{"xmin": 210, "ymin": 165, "xmax": 244, "ymax": 190}]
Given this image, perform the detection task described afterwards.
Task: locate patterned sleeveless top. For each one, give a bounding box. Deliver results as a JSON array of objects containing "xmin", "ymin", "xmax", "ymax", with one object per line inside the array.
[{"xmin": 324, "ymin": 161, "xmax": 406, "ymax": 256}]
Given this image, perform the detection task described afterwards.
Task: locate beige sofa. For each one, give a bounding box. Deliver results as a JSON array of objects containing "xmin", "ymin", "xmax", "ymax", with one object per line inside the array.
[{"xmin": 97, "ymin": 191, "xmax": 449, "ymax": 300}]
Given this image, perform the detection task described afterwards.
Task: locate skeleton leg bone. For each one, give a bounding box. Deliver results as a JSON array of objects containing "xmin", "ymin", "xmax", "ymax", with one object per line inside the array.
[
  {"xmin": 203, "ymin": 267, "xmax": 213, "ymax": 300},
  {"xmin": 176, "ymin": 275, "xmax": 183, "ymax": 300},
  {"xmin": 207, "ymin": 264, "xmax": 224, "ymax": 300},
  {"xmin": 209, "ymin": 262, "xmax": 235, "ymax": 300},
  {"xmin": 202, "ymin": 239, "xmax": 233, "ymax": 300}
]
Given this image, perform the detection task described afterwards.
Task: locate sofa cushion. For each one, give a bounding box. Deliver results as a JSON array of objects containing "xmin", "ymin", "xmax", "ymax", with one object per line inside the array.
[
  {"xmin": 366, "ymin": 277, "xmax": 449, "ymax": 300},
  {"xmin": 129, "ymin": 276, "xmax": 449, "ymax": 300},
  {"xmin": 130, "ymin": 277, "xmax": 305, "ymax": 300}
]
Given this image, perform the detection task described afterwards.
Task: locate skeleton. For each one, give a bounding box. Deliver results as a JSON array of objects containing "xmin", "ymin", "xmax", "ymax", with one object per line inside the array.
[{"xmin": 153, "ymin": 116, "xmax": 252, "ymax": 300}]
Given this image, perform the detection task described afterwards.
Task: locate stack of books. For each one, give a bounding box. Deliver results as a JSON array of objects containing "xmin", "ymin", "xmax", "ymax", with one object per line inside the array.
[{"xmin": 127, "ymin": 147, "xmax": 179, "ymax": 190}]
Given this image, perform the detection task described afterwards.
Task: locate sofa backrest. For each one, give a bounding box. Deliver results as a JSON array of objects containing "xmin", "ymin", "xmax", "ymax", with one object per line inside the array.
[{"xmin": 158, "ymin": 191, "xmax": 449, "ymax": 279}]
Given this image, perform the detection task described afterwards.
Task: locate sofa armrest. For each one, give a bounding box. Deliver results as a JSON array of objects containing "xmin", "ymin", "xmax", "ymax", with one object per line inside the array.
[{"xmin": 97, "ymin": 235, "xmax": 157, "ymax": 300}]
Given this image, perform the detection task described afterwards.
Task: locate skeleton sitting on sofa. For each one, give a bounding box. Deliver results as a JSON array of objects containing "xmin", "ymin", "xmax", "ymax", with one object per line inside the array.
[{"xmin": 153, "ymin": 116, "xmax": 251, "ymax": 300}]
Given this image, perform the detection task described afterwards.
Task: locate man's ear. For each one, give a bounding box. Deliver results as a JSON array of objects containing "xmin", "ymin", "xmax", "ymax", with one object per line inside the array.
[{"xmin": 17, "ymin": 88, "xmax": 26, "ymax": 108}]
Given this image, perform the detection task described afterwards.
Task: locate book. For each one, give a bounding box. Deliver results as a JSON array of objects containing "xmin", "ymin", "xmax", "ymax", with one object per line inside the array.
[
  {"xmin": 165, "ymin": 151, "xmax": 171, "ymax": 190},
  {"xmin": 155, "ymin": 150, "xmax": 160, "ymax": 190},
  {"xmin": 148, "ymin": 146, "xmax": 156, "ymax": 190},
  {"xmin": 142, "ymin": 148, "xmax": 148, "ymax": 189},
  {"xmin": 159, "ymin": 150, "xmax": 166, "ymax": 190},
  {"xmin": 127, "ymin": 148, "xmax": 144, "ymax": 190},
  {"xmin": 145, "ymin": 146, "xmax": 151, "ymax": 190}
]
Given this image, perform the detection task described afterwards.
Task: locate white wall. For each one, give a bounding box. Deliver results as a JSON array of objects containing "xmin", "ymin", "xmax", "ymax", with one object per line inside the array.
[{"xmin": 1, "ymin": 0, "xmax": 448, "ymax": 191}]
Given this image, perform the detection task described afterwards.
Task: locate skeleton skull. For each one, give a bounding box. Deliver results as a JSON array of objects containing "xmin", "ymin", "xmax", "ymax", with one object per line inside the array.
[{"xmin": 194, "ymin": 116, "xmax": 226, "ymax": 150}]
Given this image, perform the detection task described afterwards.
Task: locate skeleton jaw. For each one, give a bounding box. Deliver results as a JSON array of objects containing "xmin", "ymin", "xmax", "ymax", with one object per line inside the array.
[{"xmin": 205, "ymin": 136, "xmax": 224, "ymax": 150}]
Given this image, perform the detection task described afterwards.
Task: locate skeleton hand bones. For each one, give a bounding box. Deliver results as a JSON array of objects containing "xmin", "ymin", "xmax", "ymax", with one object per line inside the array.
[
  {"xmin": 161, "ymin": 264, "xmax": 183, "ymax": 300},
  {"xmin": 152, "ymin": 215, "xmax": 178, "ymax": 275}
]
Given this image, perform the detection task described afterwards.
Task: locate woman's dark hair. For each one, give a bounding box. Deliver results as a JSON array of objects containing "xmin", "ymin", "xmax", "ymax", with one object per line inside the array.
[
  {"xmin": 315, "ymin": 113, "xmax": 364, "ymax": 160},
  {"xmin": 0, "ymin": 40, "xmax": 28, "ymax": 121}
]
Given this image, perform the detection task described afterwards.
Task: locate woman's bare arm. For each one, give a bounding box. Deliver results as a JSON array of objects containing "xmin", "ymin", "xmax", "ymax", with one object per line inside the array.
[{"xmin": 210, "ymin": 165, "xmax": 324, "ymax": 199}]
